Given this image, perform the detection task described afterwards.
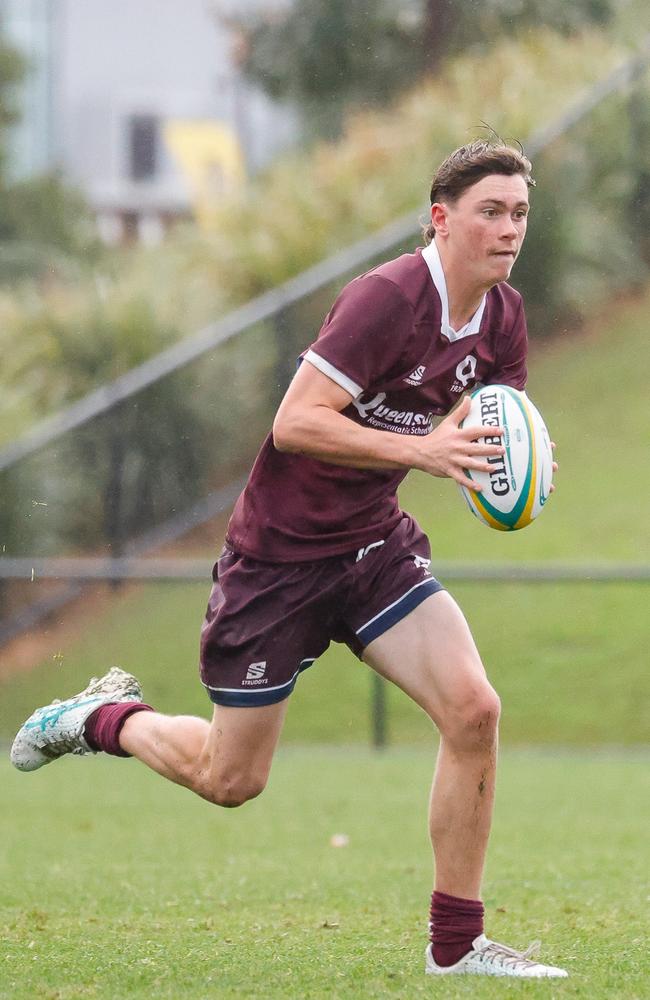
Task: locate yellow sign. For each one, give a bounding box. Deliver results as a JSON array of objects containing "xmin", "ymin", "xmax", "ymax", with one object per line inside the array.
[{"xmin": 164, "ymin": 119, "xmax": 245, "ymax": 227}]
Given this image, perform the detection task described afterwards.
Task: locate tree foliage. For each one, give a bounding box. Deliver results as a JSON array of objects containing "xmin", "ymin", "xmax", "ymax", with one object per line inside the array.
[
  {"xmin": 0, "ymin": 32, "xmax": 24, "ymax": 153},
  {"xmin": 231, "ymin": 0, "xmax": 420, "ymax": 137},
  {"xmin": 234, "ymin": 0, "xmax": 615, "ymax": 134}
]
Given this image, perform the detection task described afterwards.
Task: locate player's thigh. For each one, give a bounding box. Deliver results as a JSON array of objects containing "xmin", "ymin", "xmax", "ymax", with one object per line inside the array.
[
  {"xmin": 362, "ymin": 590, "xmax": 499, "ymax": 733},
  {"xmin": 202, "ymin": 698, "xmax": 289, "ymax": 806}
]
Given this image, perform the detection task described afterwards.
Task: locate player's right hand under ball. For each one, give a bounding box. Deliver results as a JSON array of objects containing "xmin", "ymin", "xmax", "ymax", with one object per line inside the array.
[{"xmin": 413, "ymin": 395, "xmax": 505, "ymax": 491}]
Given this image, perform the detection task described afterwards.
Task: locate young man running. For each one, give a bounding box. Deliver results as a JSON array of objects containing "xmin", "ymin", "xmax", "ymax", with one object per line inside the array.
[{"xmin": 12, "ymin": 140, "xmax": 567, "ymax": 979}]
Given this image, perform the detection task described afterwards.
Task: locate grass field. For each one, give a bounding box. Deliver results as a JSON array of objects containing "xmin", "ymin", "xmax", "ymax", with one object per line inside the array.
[{"xmin": 1, "ymin": 747, "xmax": 649, "ymax": 999}]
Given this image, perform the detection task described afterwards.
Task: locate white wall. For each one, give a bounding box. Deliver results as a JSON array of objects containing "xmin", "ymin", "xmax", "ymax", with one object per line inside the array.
[{"xmin": 2, "ymin": 0, "xmax": 298, "ymax": 217}]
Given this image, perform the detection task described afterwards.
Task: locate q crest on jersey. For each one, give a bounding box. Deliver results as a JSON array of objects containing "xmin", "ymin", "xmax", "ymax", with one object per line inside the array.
[{"xmin": 451, "ymin": 354, "xmax": 478, "ymax": 393}]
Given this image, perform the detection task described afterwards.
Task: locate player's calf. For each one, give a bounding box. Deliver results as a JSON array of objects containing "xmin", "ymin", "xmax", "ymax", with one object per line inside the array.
[
  {"xmin": 114, "ymin": 710, "xmax": 268, "ymax": 806},
  {"xmin": 118, "ymin": 706, "xmax": 278, "ymax": 807}
]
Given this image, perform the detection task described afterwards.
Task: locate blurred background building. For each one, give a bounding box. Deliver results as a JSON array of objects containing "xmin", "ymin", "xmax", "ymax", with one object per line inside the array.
[{"xmin": 0, "ymin": 0, "xmax": 298, "ymax": 243}]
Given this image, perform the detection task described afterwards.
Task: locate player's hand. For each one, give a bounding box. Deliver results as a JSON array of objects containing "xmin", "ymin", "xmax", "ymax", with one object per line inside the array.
[{"xmin": 414, "ymin": 394, "xmax": 505, "ymax": 491}]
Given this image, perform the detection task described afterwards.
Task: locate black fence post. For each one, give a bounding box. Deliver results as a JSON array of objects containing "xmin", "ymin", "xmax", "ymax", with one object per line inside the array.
[
  {"xmin": 627, "ymin": 80, "xmax": 650, "ymax": 266},
  {"xmin": 371, "ymin": 673, "xmax": 388, "ymax": 749}
]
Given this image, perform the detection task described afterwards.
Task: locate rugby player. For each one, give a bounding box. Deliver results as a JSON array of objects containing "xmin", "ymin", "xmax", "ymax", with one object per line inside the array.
[{"xmin": 12, "ymin": 139, "xmax": 567, "ymax": 978}]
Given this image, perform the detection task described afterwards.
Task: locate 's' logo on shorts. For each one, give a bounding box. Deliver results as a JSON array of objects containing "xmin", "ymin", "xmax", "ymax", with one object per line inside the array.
[{"xmin": 243, "ymin": 661, "xmax": 268, "ymax": 685}]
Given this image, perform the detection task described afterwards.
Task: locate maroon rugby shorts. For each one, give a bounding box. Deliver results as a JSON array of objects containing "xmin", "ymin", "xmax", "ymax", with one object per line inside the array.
[{"xmin": 199, "ymin": 514, "xmax": 443, "ymax": 707}]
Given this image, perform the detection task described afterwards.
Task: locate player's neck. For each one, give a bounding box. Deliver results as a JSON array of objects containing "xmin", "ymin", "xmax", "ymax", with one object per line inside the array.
[{"xmin": 437, "ymin": 243, "xmax": 490, "ymax": 331}]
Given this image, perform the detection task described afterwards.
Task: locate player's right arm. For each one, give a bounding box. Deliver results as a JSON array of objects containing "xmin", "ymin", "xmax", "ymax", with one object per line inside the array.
[{"xmin": 272, "ymin": 361, "xmax": 504, "ymax": 491}]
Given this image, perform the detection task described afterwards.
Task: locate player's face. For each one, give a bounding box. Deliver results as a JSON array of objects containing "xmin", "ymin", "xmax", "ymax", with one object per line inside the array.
[{"xmin": 434, "ymin": 173, "xmax": 530, "ymax": 288}]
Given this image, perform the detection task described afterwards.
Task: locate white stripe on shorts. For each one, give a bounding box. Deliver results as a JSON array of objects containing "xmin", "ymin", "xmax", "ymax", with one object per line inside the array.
[
  {"xmin": 205, "ymin": 658, "xmax": 316, "ymax": 696},
  {"xmin": 356, "ymin": 578, "xmax": 434, "ymax": 635}
]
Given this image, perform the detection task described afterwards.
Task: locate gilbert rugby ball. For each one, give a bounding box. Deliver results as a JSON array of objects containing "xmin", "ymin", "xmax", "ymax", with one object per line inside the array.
[{"xmin": 459, "ymin": 384, "xmax": 553, "ymax": 531}]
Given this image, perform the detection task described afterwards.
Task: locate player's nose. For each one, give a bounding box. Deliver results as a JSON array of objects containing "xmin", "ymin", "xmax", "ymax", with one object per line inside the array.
[{"xmin": 500, "ymin": 216, "xmax": 519, "ymax": 239}]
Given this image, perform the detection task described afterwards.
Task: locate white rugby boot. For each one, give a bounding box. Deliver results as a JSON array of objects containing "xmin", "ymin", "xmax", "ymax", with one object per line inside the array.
[
  {"xmin": 10, "ymin": 666, "xmax": 143, "ymax": 772},
  {"xmin": 425, "ymin": 934, "xmax": 568, "ymax": 978}
]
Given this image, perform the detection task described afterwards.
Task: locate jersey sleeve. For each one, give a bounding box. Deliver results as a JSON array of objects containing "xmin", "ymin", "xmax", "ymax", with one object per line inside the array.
[
  {"xmin": 304, "ymin": 274, "xmax": 414, "ymax": 398},
  {"xmin": 488, "ymin": 296, "xmax": 528, "ymax": 390}
]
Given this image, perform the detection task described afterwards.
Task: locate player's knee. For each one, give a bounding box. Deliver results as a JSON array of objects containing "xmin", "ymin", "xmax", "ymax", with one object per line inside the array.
[
  {"xmin": 467, "ymin": 688, "xmax": 501, "ymax": 741},
  {"xmin": 442, "ymin": 684, "xmax": 501, "ymax": 751},
  {"xmin": 202, "ymin": 771, "xmax": 267, "ymax": 809}
]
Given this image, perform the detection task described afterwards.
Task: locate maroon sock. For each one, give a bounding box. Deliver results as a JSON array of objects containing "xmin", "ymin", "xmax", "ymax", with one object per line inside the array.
[
  {"xmin": 429, "ymin": 890, "xmax": 485, "ymax": 967},
  {"xmin": 84, "ymin": 703, "xmax": 154, "ymax": 758}
]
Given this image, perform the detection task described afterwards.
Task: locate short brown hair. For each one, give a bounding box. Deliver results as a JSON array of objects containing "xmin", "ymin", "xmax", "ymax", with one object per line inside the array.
[{"xmin": 422, "ymin": 139, "xmax": 534, "ymax": 244}]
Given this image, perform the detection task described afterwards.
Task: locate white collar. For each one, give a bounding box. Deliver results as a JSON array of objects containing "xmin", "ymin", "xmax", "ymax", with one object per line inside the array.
[{"xmin": 421, "ymin": 239, "xmax": 487, "ymax": 342}]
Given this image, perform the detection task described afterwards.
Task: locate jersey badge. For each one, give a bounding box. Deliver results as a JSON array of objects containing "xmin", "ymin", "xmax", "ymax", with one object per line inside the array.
[
  {"xmin": 450, "ymin": 354, "xmax": 477, "ymax": 393},
  {"xmin": 405, "ymin": 365, "xmax": 426, "ymax": 386}
]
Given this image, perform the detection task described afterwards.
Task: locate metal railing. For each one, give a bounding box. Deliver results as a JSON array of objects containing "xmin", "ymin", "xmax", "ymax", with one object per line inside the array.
[{"xmin": 1, "ymin": 557, "xmax": 648, "ymax": 583}]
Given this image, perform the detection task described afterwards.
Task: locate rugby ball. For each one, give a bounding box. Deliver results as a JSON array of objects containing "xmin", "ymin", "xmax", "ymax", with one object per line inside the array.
[{"xmin": 459, "ymin": 384, "xmax": 553, "ymax": 531}]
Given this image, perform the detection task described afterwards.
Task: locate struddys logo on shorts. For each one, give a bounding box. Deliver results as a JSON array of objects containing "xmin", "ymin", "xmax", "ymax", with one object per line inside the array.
[
  {"xmin": 352, "ymin": 392, "xmax": 433, "ymax": 435},
  {"xmin": 243, "ymin": 661, "xmax": 268, "ymax": 685}
]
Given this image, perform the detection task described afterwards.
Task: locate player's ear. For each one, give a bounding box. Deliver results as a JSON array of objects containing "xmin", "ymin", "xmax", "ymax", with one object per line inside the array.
[{"xmin": 430, "ymin": 202, "xmax": 449, "ymax": 237}]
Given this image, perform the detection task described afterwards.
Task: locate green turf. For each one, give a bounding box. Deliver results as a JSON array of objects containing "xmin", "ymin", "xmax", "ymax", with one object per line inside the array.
[{"xmin": 1, "ymin": 747, "xmax": 648, "ymax": 999}]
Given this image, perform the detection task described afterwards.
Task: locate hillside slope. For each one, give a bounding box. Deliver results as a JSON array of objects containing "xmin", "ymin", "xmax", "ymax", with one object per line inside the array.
[{"xmin": 1, "ymin": 291, "xmax": 648, "ymax": 746}]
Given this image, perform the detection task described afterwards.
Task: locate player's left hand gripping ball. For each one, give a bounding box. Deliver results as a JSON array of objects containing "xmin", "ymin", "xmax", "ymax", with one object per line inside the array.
[{"xmin": 459, "ymin": 384, "xmax": 553, "ymax": 531}]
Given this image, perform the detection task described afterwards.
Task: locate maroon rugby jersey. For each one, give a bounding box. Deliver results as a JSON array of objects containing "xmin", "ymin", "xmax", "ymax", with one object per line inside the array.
[{"xmin": 226, "ymin": 243, "xmax": 527, "ymax": 561}]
